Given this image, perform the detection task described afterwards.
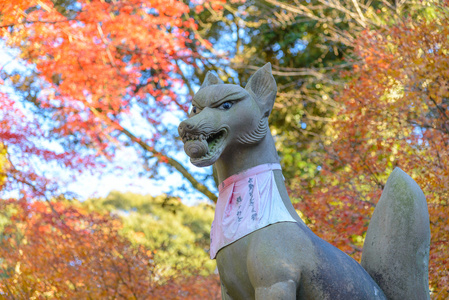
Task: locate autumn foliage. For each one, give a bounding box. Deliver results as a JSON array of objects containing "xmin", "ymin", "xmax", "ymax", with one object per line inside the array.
[
  {"xmin": 0, "ymin": 0, "xmax": 219, "ymax": 200},
  {"xmin": 0, "ymin": 198, "xmax": 220, "ymax": 298},
  {"xmin": 0, "ymin": 0, "xmax": 222, "ymax": 297},
  {"xmin": 0, "ymin": 91, "xmax": 97, "ymax": 198},
  {"xmin": 293, "ymin": 3, "xmax": 449, "ymax": 298},
  {"xmin": 0, "ymin": 199, "xmax": 153, "ymax": 297}
]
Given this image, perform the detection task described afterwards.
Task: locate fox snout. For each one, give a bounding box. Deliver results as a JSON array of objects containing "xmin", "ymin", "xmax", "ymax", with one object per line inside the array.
[{"xmin": 178, "ymin": 119, "xmax": 194, "ymax": 139}]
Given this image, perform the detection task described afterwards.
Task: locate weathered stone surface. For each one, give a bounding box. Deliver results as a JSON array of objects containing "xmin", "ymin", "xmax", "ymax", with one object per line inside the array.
[
  {"xmin": 184, "ymin": 139, "xmax": 208, "ymax": 158},
  {"xmin": 178, "ymin": 64, "xmax": 431, "ymax": 300},
  {"xmin": 361, "ymin": 167, "xmax": 431, "ymax": 300}
]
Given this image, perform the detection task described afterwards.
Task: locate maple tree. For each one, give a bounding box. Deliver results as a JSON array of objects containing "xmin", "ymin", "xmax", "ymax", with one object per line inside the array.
[
  {"xmin": 0, "ymin": 0, "xmax": 224, "ymax": 297},
  {"xmin": 0, "ymin": 0, "xmax": 224, "ymax": 201},
  {"xmin": 0, "ymin": 198, "xmax": 154, "ymax": 297},
  {"xmin": 291, "ymin": 2, "xmax": 449, "ymax": 298},
  {"xmin": 0, "ymin": 198, "xmax": 221, "ymax": 298},
  {"xmin": 193, "ymin": 0, "xmax": 430, "ymax": 181},
  {"xmin": 0, "ymin": 92, "xmax": 98, "ymax": 199}
]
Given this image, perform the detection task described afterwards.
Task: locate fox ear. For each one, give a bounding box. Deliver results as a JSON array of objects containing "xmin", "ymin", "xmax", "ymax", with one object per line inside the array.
[
  {"xmin": 200, "ymin": 71, "xmax": 223, "ymax": 89},
  {"xmin": 245, "ymin": 63, "xmax": 277, "ymax": 116}
]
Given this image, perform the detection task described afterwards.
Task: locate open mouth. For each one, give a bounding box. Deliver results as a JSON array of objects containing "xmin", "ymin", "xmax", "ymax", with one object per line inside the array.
[
  {"xmin": 182, "ymin": 129, "xmax": 228, "ymax": 166},
  {"xmin": 205, "ymin": 130, "xmax": 226, "ymax": 153}
]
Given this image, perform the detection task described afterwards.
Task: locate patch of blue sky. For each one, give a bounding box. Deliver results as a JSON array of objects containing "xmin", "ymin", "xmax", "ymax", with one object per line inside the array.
[
  {"xmin": 0, "ymin": 51, "xmax": 90, "ymax": 199},
  {"xmin": 290, "ymin": 39, "xmax": 308, "ymax": 55},
  {"xmin": 0, "ymin": 42, "xmax": 216, "ymax": 205}
]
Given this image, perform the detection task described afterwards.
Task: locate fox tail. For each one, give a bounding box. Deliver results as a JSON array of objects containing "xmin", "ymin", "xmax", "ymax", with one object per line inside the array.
[{"xmin": 361, "ymin": 167, "xmax": 431, "ymax": 300}]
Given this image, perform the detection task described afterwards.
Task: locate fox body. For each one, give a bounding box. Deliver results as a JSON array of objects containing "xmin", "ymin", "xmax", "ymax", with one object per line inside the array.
[{"xmin": 178, "ymin": 64, "xmax": 430, "ymax": 300}]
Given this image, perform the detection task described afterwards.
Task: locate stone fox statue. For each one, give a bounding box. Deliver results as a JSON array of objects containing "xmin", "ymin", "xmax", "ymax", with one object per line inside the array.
[{"xmin": 178, "ymin": 63, "xmax": 431, "ymax": 300}]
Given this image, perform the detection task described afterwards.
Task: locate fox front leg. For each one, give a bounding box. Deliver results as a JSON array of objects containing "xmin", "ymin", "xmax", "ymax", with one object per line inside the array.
[
  {"xmin": 246, "ymin": 223, "xmax": 302, "ymax": 300},
  {"xmin": 220, "ymin": 279, "xmax": 297, "ymax": 300}
]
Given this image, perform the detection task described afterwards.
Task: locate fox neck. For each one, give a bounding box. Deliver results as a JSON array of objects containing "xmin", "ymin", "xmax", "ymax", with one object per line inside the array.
[
  {"xmin": 214, "ymin": 132, "xmax": 279, "ymax": 184},
  {"xmin": 213, "ymin": 132, "xmax": 304, "ymax": 224}
]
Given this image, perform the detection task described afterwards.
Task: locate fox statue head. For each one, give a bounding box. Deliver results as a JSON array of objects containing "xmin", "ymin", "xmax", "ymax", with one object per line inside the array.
[{"xmin": 178, "ymin": 63, "xmax": 277, "ymax": 168}]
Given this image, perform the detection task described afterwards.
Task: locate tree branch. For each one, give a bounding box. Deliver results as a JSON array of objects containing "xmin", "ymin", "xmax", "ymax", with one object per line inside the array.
[
  {"xmin": 117, "ymin": 125, "xmax": 217, "ymax": 202},
  {"xmin": 0, "ymin": 18, "xmax": 77, "ymax": 29},
  {"xmin": 76, "ymin": 59, "xmax": 217, "ymax": 203}
]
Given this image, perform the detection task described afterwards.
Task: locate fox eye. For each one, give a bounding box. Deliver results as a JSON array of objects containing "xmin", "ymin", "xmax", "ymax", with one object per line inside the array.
[
  {"xmin": 191, "ymin": 106, "xmax": 198, "ymax": 114},
  {"xmin": 219, "ymin": 101, "xmax": 233, "ymax": 110}
]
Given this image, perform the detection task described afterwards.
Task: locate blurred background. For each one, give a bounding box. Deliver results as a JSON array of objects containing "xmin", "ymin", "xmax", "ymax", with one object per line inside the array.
[{"xmin": 0, "ymin": 0, "xmax": 447, "ymax": 298}]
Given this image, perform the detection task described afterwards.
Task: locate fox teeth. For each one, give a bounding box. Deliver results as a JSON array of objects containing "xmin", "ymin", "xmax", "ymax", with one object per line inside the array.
[{"xmin": 183, "ymin": 133, "xmax": 213, "ymax": 142}]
